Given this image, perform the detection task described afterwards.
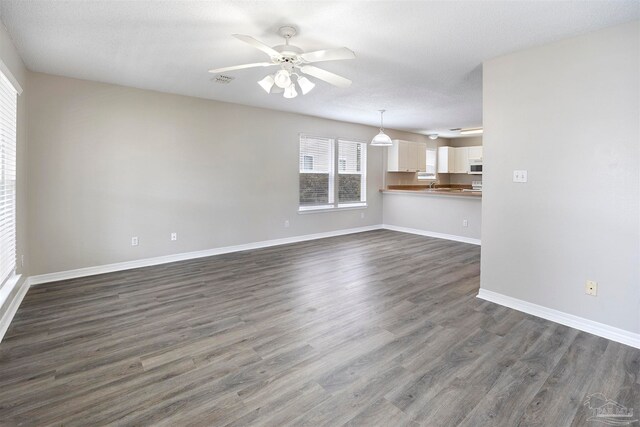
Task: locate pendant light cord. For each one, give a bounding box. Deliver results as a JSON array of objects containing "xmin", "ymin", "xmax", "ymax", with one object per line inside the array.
[{"xmin": 379, "ymin": 109, "xmax": 386, "ymax": 132}]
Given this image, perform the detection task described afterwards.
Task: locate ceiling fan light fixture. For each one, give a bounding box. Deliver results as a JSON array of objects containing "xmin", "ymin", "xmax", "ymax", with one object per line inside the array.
[
  {"xmin": 283, "ymin": 84, "xmax": 298, "ymax": 99},
  {"xmin": 371, "ymin": 109, "xmax": 393, "ymax": 146},
  {"xmin": 274, "ymin": 69, "xmax": 292, "ymax": 88},
  {"xmin": 210, "ymin": 27, "xmax": 355, "ymax": 99},
  {"xmin": 257, "ymin": 75, "xmax": 275, "ymax": 93},
  {"xmin": 297, "ymin": 76, "xmax": 315, "ymax": 95}
]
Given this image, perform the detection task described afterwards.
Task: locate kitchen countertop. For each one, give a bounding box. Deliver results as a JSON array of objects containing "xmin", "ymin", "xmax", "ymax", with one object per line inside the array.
[{"xmin": 380, "ymin": 185, "xmax": 482, "ymax": 198}]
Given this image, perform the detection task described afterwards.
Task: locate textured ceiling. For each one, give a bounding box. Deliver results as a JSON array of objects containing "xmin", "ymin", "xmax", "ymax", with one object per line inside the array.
[{"xmin": 1, "ymin": 1, "xmax": 638, "ymax": 136}]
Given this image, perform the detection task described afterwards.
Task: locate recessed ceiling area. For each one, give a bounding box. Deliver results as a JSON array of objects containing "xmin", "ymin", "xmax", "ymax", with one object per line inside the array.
[{"xmin": 1, "ymin": 0, "xmax": 637, "ymax": 136}]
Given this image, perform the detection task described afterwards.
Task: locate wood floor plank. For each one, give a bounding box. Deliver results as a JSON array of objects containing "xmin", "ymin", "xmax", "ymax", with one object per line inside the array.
[
  {"xmin": 517, "ymin": 332, "xmax": 610, "ymax": 426},
  {"xmin": 0, "ymin": 230, "xmax": 637, "ymax": 426}
]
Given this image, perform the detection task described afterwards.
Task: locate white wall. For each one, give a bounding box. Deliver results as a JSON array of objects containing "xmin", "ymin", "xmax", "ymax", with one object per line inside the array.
[
  {"xmin": 383, "ymin": 193, "xmax": 481, "ymax": 242},
  {"xmin": 481, "ymin": 21, "xmax": 640, "ymax": 334},
  {"xmin": 26, "ymin": 72, "xmax": 427, "ymax": 276}
]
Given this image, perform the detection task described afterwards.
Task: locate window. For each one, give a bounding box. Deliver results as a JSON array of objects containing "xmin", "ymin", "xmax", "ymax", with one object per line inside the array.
[
  {"xmin": 299, "ymin": 136, "xmax": 334, "ymax": 209},
  {"xmin": 338, "ymin": 139, "xmax": 366, "ymax": 206},
  {"xmin": 418, "ymin": 148, "xmax": 437, "ymax": 180},
  {"xmin": 0, "ymin": 70, "xmax": 18, "ymax": 287},
  {"xmin": 302, "ymin": 155, "xmax": 314, "ymax": 171},
  {"xmin": 299, "ymin": 135, "xmax": 366, "ymax": 211}
]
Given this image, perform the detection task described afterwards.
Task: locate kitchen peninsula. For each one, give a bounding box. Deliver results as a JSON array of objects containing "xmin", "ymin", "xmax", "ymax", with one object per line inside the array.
[{"xmin": 381, "ymin": 184, "xmax": 482, "ymax": 244}]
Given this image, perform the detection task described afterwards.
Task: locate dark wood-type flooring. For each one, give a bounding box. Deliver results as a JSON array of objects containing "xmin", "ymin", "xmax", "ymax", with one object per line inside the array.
[{"xmin": 1, "ymin": 230, "xmax": 638, "ymax": 426}]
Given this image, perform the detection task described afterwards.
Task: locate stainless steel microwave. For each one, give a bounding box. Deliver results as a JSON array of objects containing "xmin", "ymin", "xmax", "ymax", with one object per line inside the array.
[{"xmin": 469, "ymin": 160, "xmax": 483, "ymax": 175}]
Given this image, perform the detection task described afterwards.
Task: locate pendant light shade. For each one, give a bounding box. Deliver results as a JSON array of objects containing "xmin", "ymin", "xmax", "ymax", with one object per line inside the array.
[
  {"xmin": 370, "ymin": 110, "xmax": 393, "ymax": 146},
  {"xmin": 371, "ymin": 131, "xmax": 393, "ymax": 146}
]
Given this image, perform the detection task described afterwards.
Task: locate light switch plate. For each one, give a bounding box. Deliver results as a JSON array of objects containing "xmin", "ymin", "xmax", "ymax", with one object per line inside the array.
[{"xmin": 513, "ymin": 170, "xmax": 528, "ymax": 183}]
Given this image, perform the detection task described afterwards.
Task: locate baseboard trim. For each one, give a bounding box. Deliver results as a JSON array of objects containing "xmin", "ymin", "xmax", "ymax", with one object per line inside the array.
[
  {"xmin": 477, "ymin": 288, "xmax": 640, "ymax": 350},
  {"xmin": 0, "ymin": 276, "xmax": 30, "ymax": 343},
  {"xmin": 381, "ymin": 224, "xmax": 481, "ymax": 245},
  {"xmin": 29, "ymin": 225, "xmax": 385, "ymax": 285}
]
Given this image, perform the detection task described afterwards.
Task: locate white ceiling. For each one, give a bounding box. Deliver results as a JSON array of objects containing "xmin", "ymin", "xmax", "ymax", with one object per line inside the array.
[{"xmin": 1, "ymin": 1, "xmax": 638, "ymax": 136}]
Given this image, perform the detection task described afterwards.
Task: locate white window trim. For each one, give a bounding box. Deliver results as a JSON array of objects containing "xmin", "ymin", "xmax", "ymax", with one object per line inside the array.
[
  {"xmin": 298, "ymin": 203, "xmax": 367, "ymax": 214},
  {"xmin": 298, "ymin": 134, "xmax": 368, "ymax": 212}
]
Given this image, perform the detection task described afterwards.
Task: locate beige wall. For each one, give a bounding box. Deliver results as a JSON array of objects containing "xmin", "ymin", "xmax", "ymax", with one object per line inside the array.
[
  {"xmin": 448, "ymin": 136, "xmax": 483, "ymax": 148},
  {"xmin": 481, "ymin": 21, "xmax": 639, "ymax": 333},
  {"xmin": 26, "ymin": 72, "xmax": 426, "ymax": 276}
]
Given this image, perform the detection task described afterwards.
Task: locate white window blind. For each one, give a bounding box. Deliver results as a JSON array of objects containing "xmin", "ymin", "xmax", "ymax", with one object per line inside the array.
[
  {"xmin": 338, "ymin": 139, "xmax": 366, "ymax": 206},
  {"xmin": 299, "ymin": 135, "xmax": 334, "ymax": 209},
  {"xmin": 0, "ymin": 70, "xmax": 17, "ymax": 287}
]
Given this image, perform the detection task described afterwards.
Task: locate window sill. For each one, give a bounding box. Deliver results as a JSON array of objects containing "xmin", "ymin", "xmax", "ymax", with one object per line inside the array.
[
  {"xmin": 298, "ymin": 203, "xmax": 367, "ymax": 214},
  {"xmin": 0, "ymin": 273, "xmax": 22, "ymax": 307}
]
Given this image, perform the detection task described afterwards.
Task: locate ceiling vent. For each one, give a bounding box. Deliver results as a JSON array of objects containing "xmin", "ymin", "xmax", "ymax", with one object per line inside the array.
[{"xmin": 213, "ymin": 74, "xmax": 235, "ymax": 84}]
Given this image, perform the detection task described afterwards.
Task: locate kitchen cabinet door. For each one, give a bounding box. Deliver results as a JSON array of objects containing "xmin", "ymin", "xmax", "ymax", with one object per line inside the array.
[
  {"xmin": 437, "ymin": 146, "xmax": 455, "ymax": 173},
  {"xmin": 415, "ymin": 142, "xmax": 427, "ymax": 172},
  {"xmin": 399, "ymin": 141, "xmax": 414, "ymax": 171},
  {"xmin": 388, "ymin": 140, "xmax": 421, "ymax": 172},
  {"xmin": 454, "ymin": 147, "xmax": 469, "ymax": 173},
  {"xmin": 468, "ymin": 146, "xmax": 483, "ymax": 160}
]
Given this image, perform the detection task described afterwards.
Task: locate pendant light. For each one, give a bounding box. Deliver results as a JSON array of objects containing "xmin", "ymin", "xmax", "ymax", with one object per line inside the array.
[{"xmin": 371, "ymin": 109, "xmax": 393, "ymax": 146}]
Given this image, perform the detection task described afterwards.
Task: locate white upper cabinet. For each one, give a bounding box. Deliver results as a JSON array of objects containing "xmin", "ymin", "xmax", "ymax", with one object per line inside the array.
[
  {"xmin": 437, "ymin": 146, "xmax": 455, "ymax": 173},
  {"xmin": 388, "ymin": 140, "xmax": 427, "ymax": 172},
  {"xmin": 454, "ymin": 147, "xmax": 469, "ymax": 173},
  {"xmin": 468, "ymin": 146, "xmax": 483, "ymax": 160},
  {"xmin": 438, "ymin": 145, "xmax": 482, "ymax": 173}
]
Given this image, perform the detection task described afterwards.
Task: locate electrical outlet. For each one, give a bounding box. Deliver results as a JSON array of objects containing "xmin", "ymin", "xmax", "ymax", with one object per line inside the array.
[
  {"xmin": 360, "ymin": 212, "xmax": 365, "ymax": 219},
  {"xmin": 585, "ymin": 280, "xmax": 597, "ymax": 296},
  {"xmin": 462, "ymin": 219, "xmax": 468, "ymax": 227},
  {"xmin": 131, "ymin": 236, "xmax": 139, "ymax": 246},
  {"xmin": 284, "ymin": 220, "xmax": 290, "ymax": 228},
  {"xmin": 171, "ymin": 232, "xmax": 177, "ymax": 241}
]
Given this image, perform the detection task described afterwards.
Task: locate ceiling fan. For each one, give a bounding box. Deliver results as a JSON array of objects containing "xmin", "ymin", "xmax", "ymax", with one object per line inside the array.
[{"xmin": 208, "ymin": 26, "xmax": 355, "ymax": 99}]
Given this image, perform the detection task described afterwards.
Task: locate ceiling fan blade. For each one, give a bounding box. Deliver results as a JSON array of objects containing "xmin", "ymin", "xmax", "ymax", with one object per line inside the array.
[
  {"xmin": 208, "ymin": 62, "xmax": 274, "ymax": 74},
  {"xmin": 299, "ymin": 65, "xmax": 352, "ymax": 88},
  {"xmin": 233, "ymin": 34, "xmax": 281, "ymax": 58},
  {"xmin": 300, "ymin": 47, "xmax": 355, "ymax": 63}
]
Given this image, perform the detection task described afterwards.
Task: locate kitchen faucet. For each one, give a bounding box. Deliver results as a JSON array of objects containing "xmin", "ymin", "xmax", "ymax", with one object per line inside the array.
[{"xmin": 430, "ymin": 181, "xmax": 437, "ymax": 188}]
